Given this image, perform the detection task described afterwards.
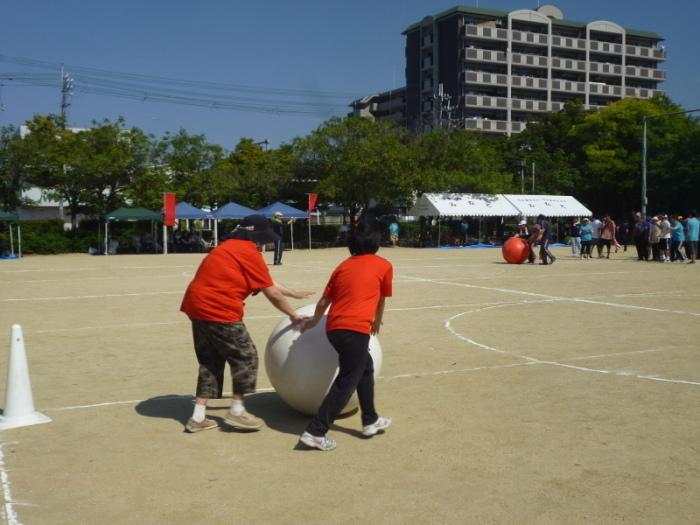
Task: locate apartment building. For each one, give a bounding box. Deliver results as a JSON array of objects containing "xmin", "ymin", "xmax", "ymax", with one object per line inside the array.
[{"xmin": 352, "ymin": 4, "xmax": 666, "ymax": 135}]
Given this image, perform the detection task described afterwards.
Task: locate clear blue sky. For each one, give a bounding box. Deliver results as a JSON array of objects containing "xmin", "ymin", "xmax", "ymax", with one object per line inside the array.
[{"xmin": 2, "ymin": 0, "xmax": 698, "ymax": 148}]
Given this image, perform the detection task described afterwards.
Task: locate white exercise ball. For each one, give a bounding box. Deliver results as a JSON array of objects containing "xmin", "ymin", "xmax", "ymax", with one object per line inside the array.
[{"xmin": 264, "ymin": 304, "xmax": 383, "ymax": 416}]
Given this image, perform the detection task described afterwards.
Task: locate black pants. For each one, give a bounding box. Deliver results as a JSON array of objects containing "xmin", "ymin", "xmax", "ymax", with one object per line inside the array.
[
  {"xmin": 634, "ymin": 237, "xmax": 649, "ymax": 260},
  {"xmin": 273, "ymin": 239, "xmax": 284, "ymax": 264},
  {"xmin": 539, "ymin": 239, "xmax": 555, "ymax": 264},
  {"xmin": 581, "ymin": 240, "xmax": 592, "ymax": 257},
  {"xmin": 305, "ymin": 330, "xmax": 378, "ymax": 437},
  {"xmin": 671, "ymin": 240, "xmax": 686, "ymax": 261}
]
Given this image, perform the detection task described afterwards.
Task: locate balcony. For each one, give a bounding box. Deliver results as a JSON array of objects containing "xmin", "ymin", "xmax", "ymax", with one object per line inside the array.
[
  {"xmin": 463, "ymin": 94, "xmax": 509, "ymax": 110},
  {"xmin": 511, "ymin": 52, "xmax": 548, "ymax": 69},
  {"xmin": 551, "ymin": 79, "xmax": 586, "ymax": 94},
  {"xmin": 625, "ymin": 45, "xmax": 666, "ymax": 61},
  {"xmin": 552, "ymin": 35, "xmax": 587, "ymax": 51},
  {"xmin": 462, "ymin": 48, "xmax": 507, "ymax": 63},
  {"xmin": 463, "ymin": 71, "xmax": 509, "ymax": 86},
  {"xmin": 625, "ymin": 65, "xmax": 666, "ymax": 81},
  {"xmin": 552, "ymin": 56, "xmax": 587, "ymax": 73},
  {"xmin": 589, "ymin": 61, "xmax": 623, "ymax": 76},
  {"xmin": 463, "ymin": 117, "xmax": 510, "ymax": 133},
  {"xmin": 511, "ymin": 30, "xmax": 548, "ymax": 47},
  {"xmin": 625, "ymin": 87, "xmax": 664, "ymax": 99},
  {"xmin": 511, "ymin": 98, "xmax": 550, "ymax": 112},
  {"xmin": 589, "ymin": 83, "xmax": 622, "ymax": 97},
  {"xmin": 463, "ymin": 24, "xmax": 507, "ymax": 41},
  {"xmin": 588, "ymin": 40, "xmax": 623, "ymax": 55},
  {"xmin": 511, "ymin": 75, "xmax": 548, "ymax": 91}
]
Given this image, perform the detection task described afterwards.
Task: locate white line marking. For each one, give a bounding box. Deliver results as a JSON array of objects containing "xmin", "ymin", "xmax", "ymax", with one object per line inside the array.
[
  {"xmin": 403, "ymin": 275, "xmax": 700, "ymax": 317},
  {"xmin": 0, "ymin": 444, "xmax": 21, "ymax": 525},
  {"xmin": 0, "ymin": 291, "xmax": 183, "ymax": 303},
  {"xmin": 0, "ymin": 265, "xmax": 195, "ymax": 274},
  {"xmin": 444, "ymin": 303, "xmax": 700, "ymax": 387}
]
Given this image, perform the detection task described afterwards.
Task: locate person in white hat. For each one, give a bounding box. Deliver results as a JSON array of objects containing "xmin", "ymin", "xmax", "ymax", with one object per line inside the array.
[{"xmin": 271, "ymin": 211, "xmax": 288, "ymax": 265}]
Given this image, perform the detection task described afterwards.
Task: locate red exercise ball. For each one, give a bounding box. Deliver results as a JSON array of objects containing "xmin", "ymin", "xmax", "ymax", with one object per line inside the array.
[{"xmin": 502, "ymin": 237, "xmax": 530, "ymax": 264}]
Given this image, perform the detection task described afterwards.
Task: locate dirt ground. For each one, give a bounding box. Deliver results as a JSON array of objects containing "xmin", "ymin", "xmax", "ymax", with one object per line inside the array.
[{"xmin": 0, "ymin": 245, "xmax": 699, "ymax": 524}]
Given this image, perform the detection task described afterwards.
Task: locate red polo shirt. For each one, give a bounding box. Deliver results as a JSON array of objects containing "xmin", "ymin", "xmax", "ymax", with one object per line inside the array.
[
  {"xmin": 323, "ymin": 254, "xmax": 393, "ymax": 334},
  {"xmin": 180, "ymin": 239, "xmax": 273, "ymax": 323}
]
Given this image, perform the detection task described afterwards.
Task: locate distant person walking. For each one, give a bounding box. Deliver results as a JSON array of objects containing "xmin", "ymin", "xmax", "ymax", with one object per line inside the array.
[
  {"xmin": 536, "ymin": 215, "xmax": 556, "ymax": 265},
  {"xmin": 686, "ymin": 210, "xmax": 700, "ymax": 264},
  {"xmin": 649, "ymin": 217, "xmax": 661, "ymax": 262},
  {"xmin": 658, "ymin": 214, "xmax": 672, "ymax": 263},
  {"xmin": 670, "ymin": 215, "xmax": 686, "ymax": 262},
  {"xmin": 460, "ymin": 218, "xmax": 470, "ymax": 245},
  {"xmin": 568, "ymin": 220, "xmax": 581, "ymax": 256}
]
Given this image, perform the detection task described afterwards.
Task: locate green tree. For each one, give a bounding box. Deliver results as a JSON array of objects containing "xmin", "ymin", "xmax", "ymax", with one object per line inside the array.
[
  {"xmin": 296, "ymin": 117, "xmax": 416, "ymax": 225},
  {"xmin": 0, "ymin": 125, "xmax": 28, "ymax": 211}
]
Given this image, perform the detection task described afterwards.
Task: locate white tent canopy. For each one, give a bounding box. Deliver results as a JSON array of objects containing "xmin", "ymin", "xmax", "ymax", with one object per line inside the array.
[
  {"xmin": 408, "ymin": 193, "xmax": 521, "ymax": 218},
  {"xmin": 502, "ymin": 194, "xmax": 592, "ymax": 218}
]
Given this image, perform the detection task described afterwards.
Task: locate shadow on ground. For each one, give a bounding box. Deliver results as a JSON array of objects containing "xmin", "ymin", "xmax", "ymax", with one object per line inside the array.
[{"xmin": 135, "ymin": 394, "xmax": 194, "ymax": 428}]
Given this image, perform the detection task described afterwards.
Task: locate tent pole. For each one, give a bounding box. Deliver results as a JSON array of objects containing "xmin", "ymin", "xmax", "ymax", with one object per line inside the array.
[
  {"xmin": 9, "ymin": 223, "xmax": 14, "ymax": 257},
  {"xmin": 17, "ymin": 224, "xmax": 21, "ymax": 258},
  {"xmin": 214, "ymin": 219, "xmax": 218, "ymax": 247},
  {"xmin": 104, "ymin": 221, "xmax": 109, "ymax": 256},
  {"xmin": 163, "ymin": 224, "xmax": 168, "ymax": 255},
  {"xmin": 308, "ymin": 217, "xmax": 311, "ymax": 251},
  {"xmin": 438, "ymin": 219, "xmax": 441, "ymax": 248},
  {"xmin": 290, "ymin": 220, "xmax": 294, "ymax": 250}
]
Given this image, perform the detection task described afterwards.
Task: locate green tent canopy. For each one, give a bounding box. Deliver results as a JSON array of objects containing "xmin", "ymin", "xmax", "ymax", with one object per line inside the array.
[
  {"xmin": 104, "ymin": 207, "xmax": 162, "ymax": 222},
  {"xmin": 0, "ymin": 211, "xmax": 19, "ymax": 222}
]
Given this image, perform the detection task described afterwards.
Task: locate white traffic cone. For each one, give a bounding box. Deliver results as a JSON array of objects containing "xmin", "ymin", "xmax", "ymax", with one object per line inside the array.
[{"xmin": 0, "ymin": 325, "xmax": 51, "ymax": 430}]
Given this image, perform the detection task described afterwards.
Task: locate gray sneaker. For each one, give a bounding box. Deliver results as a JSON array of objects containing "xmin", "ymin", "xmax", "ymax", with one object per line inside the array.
[
  {"xmin": 299, "ymin": 431, "xmax": 336, "ymax": 451},
  {"xmin": 223, "ymin": 411, "xmax": 264, "ymax": 430},
  {"xmin": 185, "ymin": 417, "xmax": 217, "ymax": 433},
  {"xmin": 362, "ymin": 416, "xmax": 392, "ymax": 437}
]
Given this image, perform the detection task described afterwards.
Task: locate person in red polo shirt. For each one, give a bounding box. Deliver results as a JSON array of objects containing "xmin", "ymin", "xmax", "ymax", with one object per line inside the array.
[
  {"xmin": 180, "ymin": 214, "xmax": 311, "ymax": 433},
  {"xmin": 298, "ymin": 230, "xmax": 393, "ymax": 451}
]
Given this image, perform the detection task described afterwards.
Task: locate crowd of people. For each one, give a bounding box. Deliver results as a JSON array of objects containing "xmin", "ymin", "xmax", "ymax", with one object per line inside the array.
[{"xmin": 564, "ymin": 211, "xmax": 699, "ymax": 263}]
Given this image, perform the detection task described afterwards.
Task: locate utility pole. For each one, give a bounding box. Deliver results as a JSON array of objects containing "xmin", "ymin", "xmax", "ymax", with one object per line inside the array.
[
  {"xmin": 60, "ymin": 65, "xmax": 73, "ymax": 127},
  {"xmin": 531, "ymin": 161, "xmax": 536, "ymax": 193}
]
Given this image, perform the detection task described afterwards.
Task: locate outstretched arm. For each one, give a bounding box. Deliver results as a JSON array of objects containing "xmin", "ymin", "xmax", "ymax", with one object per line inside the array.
[
  {"xmin": 272, "ymin": 280, "xmax": 315, "ymax": 300},
  {"xmin": 301, "ymin": 295, "xmax": 332, "ymax": 333},
  {"xmin": 261, "ymin": 286, "xmax": 307, "ymax": 326}
]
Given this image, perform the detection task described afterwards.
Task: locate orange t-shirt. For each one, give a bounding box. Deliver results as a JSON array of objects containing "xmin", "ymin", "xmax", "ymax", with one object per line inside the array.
[
  {"xmin": 323, "ymin": 254, "xmax": 393, "ymax": 334},
  {"xmin": 180, "ymin": 239, "xmax": 273, "ymax": 323}
]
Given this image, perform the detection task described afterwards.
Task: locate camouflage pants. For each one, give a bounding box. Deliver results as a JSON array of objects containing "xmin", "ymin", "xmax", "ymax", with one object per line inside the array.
[{"xmin": 191, "ymin": 319, "xmax": 259, "ymax": 399}]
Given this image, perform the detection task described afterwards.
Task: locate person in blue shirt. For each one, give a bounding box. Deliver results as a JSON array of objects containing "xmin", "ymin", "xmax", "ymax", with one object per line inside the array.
[
  {"xmin": 388, "ymin": 221, "xmax": 399, "ymax": 247},
  {"xmin": 578, "ymin": 218, "xmax": 593, "ymax": 259},
  {"xmin": 670, "ymin": 215, "xmax": 686, "ymax": 262},
  {"xmin": 686, "ymin": 210, "xmax": 700, "ymax": 264}
]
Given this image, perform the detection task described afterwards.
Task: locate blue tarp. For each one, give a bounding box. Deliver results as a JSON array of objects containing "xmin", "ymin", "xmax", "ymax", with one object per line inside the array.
[
  {"xmin": 176, "ymin": 202, "xmax": 212, "ymax": 220},
  {"xmin": 213, "ymin": 202, "xmax": 257, "ymax": 219},
  {"xmin": 257, "ymin": 202, "xmax": 307, "ymax": 219}
]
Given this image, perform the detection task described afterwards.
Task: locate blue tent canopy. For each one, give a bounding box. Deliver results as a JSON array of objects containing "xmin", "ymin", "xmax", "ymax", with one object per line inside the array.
[
  {"xmin": 213, "ymin": 202, "xmax": 257, "ymax": 219},
  {"xmin": 176, "ymin": 202, "xmax": 212, "ymax": 220},
  {"xmin": 257, "ymin": 202, "xmax": 307, "ymax": 219}
]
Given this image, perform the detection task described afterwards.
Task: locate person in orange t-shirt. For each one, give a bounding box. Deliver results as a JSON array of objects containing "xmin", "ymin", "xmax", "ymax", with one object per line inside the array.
[
  {"xmin": 180, "ymin": 214, "xmax": 312, "ymax": 433},
  {"xmin": 298, "ymin": 230, "xmax": 393, "ymax": 451}
]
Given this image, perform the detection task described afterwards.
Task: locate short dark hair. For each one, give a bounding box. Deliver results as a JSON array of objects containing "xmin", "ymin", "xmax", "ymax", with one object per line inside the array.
[
  {"xmin": 689, "ymin": 210, "xmax": 697, "ymax": 218},
  {"xmin": 348, "ymin": 231, "xmax": 380, "ymax": 255}
]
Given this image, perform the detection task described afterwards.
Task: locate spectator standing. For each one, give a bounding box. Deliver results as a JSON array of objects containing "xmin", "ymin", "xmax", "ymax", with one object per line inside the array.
[
  {"xmin": 579, "ymin": 218, "xmax": 593, "ymax": 259},
  {"xmin": 590, "ymin": 217, "xmax": 603, "ymax": 258},
  {"xmin": 270, "ymin": 211, "xmax": 289, "ymax": 265},
  {"xmin": 460, "ymin": 218, "xmax": 470, "ymax": 245},
  {"xmin": 632, "ymin": 212, "xmax": 649, "ymax": 261},
  {"xmin": 388, "ymin": 221, "xmax": 399, "ymax": 247},
  {"xmin": 686, "ymin": 210, "xmax": 700, "ymax": 264},
  {"xmin": 568, "ymin": 220, "xmax": 581, "ymax": 257},
  {"xmin": 670, "ymin": 215, "xmax": 686, "ymax": 262},
  {"xmin": 649, "ymin": 217, "xmax": 661, "ymax": 262},
  {"xmin": 600, "ymin": 215, "xmax": 617, "ymax": 259},
  {"xmin": 658, "ymin": 214, "xmax": 672, "ymax": 263}
]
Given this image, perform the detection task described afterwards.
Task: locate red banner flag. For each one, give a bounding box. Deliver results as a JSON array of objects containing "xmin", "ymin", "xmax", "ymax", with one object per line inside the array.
[
  {"xmin": 307, "ymin": 193, "xmax": 318, "ymax": 212},
  {"xmin": 163, "ymin": 193, "xmax": 176, "ymax": 226}
]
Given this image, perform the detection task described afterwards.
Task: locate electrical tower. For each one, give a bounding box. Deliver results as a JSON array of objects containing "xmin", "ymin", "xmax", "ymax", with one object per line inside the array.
[{"xmin": 60, "ymin": 66, "xmax": 74, "ymax": 126}]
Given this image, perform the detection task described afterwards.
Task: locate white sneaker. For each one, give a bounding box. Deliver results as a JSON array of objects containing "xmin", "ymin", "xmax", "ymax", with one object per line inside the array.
[
  {"xmin": 299, "ymin": 431, "xmax": 336, "ymax": 451},
  {"xmin": 362, "ymin": 416, "xmax": 392, "ymax": 437}
]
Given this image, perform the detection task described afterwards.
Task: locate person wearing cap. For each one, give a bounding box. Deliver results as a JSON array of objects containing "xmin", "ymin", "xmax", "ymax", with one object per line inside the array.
[
  {"xmin": 536, "ymin": 214, "xmax": 556, "ymax": 265},
  {"xmin": 515, "ymin": 219, "xmax": 535, "ymax": 263},
  {"xmin": 567, "ymin": 219, "xmax": 581, "ymax": 257},
  {"xmin": 180, "ymin": 214, "xmax": 313, "ymax": 433},
  {"xmin": 686, "ymin": 210, "xmax": 700, "ymax": 264},
  {"xmin": 270, "ymin": 211, "xmax": 290, "ymax": 265},
  {"xmin": 579, "ymin": 218, "xmax": 593, "ymax": 259},
  {"xmin": 670, "ymin": 215, "xmax": 687, "ymax": 262},
  {"xmin": 658, "ymin": 213, "xmax": 672, "ymax": 262},
  {"xmin": 649, "ymin": 216, "xmax": 662, "ymax": 261}
]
